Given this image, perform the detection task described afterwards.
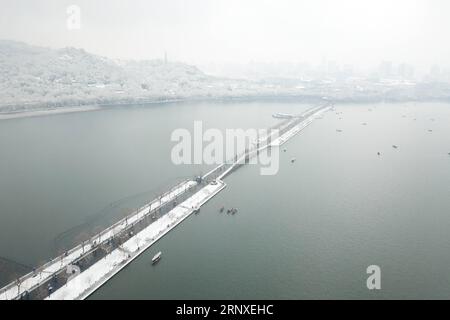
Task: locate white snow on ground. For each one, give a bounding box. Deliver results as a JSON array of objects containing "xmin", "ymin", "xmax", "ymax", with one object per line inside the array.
[
  {"xmin": 0, "ymin": 180, "xmax": 196, "ymax": 300},
  {"xmin": 46, "ymin": 181, "xmax": 226, "ymax": 300},
  {"xmin": 2, "ymin": 40, "xmax": 327, "ymax": 115},
  {"xmin": 0, "ymin": 105, "xmax": 102, "ymax": 120}
]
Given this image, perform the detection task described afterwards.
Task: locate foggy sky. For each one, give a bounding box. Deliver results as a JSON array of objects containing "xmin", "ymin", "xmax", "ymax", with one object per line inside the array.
[{"xmin": 1, "ymin": 0, "xmax": 449, "ymax": 71}]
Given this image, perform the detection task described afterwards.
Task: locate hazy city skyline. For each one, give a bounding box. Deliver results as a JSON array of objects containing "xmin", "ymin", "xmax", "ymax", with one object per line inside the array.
[{"xmin": 1, "ymin": 0, "xmax": 450, "ymax": 75}]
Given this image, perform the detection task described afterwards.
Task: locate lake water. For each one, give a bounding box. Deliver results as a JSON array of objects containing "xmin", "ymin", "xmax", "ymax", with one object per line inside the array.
[{"xmin": 0, "ymin": 100, "xmax": 450, "ymax": 299}]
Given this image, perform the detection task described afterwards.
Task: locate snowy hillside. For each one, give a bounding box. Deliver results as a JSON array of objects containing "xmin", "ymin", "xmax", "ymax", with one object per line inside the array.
[
  {"xmin": 2, "ymin": 40, "xmax": 427, "ymax": 114},
  {"xmin": 0, "ymin": 40, "xmax": 269, "ymax": 113}
]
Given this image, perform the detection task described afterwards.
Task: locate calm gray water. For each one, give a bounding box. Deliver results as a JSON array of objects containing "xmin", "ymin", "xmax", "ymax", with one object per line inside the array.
[{"xmin": 0, "ymin": 100, "xmax": 450, "ymax": 299}]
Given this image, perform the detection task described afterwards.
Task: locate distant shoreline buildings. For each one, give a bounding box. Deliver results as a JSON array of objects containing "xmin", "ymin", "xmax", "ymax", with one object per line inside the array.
[{"xmin": 1, "ymin": 40, "xmax": 450, "ymax": 114}]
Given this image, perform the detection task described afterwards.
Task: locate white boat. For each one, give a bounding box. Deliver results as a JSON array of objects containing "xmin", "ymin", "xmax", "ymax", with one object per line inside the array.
[
  {"xmin": 152, "ymin": 251, "xmax": 162, "ymax": 264},
  {"xmin": 272, "ymin": 113, "xmax": 293, "ymax": 119}
]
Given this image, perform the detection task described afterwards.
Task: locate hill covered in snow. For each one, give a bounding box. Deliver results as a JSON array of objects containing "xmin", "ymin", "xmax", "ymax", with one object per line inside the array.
[
  {"xmin": 0, "ymin": 40, "xmax": 266, "ymax": 113},
  {"xmin": 2, "ymin": 40, "xmax": 440, "ymax": 114}
]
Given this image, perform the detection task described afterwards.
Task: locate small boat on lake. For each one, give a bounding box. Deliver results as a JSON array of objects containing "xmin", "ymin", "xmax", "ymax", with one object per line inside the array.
[
  {"xmin": 272, "ymin": 113, "xmax": 293, "ymax": 119},
  {"xmin": 152, "ymin": 251, "xmax": 162, "ymax": 265}
]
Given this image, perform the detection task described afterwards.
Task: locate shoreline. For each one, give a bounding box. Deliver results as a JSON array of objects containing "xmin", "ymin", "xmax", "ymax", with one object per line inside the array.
[
  {"xmin": 0, "ymin": 95, "xmax": 321, "ymax": 121},
  {"xmin": 0, "ymin": 105, "xmax": 103, "ymax": 120},
  {"xmin": 2, "ymin": 94, "xmax": 447, "ymax": 121}
]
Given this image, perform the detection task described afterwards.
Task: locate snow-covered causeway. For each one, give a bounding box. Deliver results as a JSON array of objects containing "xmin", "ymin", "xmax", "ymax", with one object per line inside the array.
[
  {"xmin": 46, "ymin": 180, "xmax": 226, "ymax": 300},
  {"xmin": 0, "ymin": 179, "xmax": 197, "ymax": 300},
  {"xmin": 0, "ymin": 103, "xmax": 331, "ymax": 300}
]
